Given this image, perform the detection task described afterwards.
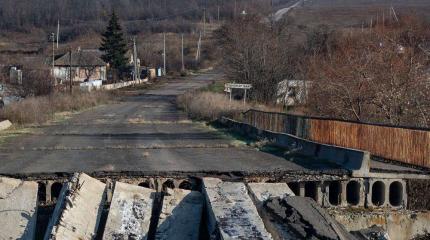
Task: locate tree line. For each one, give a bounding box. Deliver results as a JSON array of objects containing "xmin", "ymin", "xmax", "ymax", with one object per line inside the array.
[{"xmin": 217, "ymin": 13, "xmax": 430, "ymax": 128}]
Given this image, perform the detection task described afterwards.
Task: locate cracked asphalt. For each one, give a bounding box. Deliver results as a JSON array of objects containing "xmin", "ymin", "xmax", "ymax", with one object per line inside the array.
[{"xmin": 0, "ymin": 71, "xmax": 305, "ymax": 174}]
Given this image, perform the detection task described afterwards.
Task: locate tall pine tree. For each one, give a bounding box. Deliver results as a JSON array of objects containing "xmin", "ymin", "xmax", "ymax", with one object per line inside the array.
[{"xmin": 100, "ymin": 11, "xmax": 128, "ymax": 76}]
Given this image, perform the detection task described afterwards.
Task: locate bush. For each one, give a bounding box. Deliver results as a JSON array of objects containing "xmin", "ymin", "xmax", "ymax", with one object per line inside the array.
[
  {"xmin": 177, "ymin": 91, "xmax": 276, "ymax": 121},
  {"xmin": 0, "ymin": 91, "xmax": 113, "ymax": 125}
]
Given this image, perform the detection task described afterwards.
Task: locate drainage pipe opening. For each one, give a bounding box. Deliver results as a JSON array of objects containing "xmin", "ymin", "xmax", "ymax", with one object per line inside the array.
[
  {"xmin": 389, "ymin": 181, "xmax": 403, "ymax": 207},
  {"xmin": 51, "ymin": 182, "xmax": 63, "ymax": 202},
  {"xmin": 346, "ymin": 181, "xmax": 360, "ymax": 206},
  {"xmin": 371, "ymin": 181, "xmax": 385, "ymax": 206},
  {"xmin": 288, "ymin": 182, "xmax": 300, "ymax": 196},
  {"xmin": 329, "ymin": 181, "xmax": 341, "ymax": 206},
  {"xmin": 305, "ymin": 182, "xmax": 318, "ymax": 201}
]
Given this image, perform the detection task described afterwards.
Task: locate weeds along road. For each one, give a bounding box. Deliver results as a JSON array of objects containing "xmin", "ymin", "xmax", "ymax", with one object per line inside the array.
[{"xmin": 0, "ymin": 71, "xmax": 305, "ymax": 174}]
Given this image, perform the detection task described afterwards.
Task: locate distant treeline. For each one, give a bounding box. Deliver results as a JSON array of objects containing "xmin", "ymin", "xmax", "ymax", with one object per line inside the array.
[{"xmin": 0, "ymin": 0, "xmax": 293, "ymax": 32}]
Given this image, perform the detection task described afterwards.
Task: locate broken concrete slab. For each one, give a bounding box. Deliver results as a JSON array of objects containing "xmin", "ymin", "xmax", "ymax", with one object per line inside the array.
[
  {"xmin": 44, "ymin": 173, "xmax": 106, "ymax": 240},
  {"xmin": 265, "ymin": 196, "xmax": 356, "ymax": 240},
  {"xmin": 247, "ymin": 183, "xmax": 296, "ymax": 240},
  {"xmin": 202, "ymin": 178, "xmax": 273, "ymax": 240},
  {"xmin": 0, "ymin": 177, "xmax": 38, "ymax": 240},
  {"xmin": 155, "ymin": 188, "xmax": 203, "ymax": 240},
  {"xmin": 0, "ymin": 120, "xmax": 12, "ymax": 131},
  {"xmin": 103, "ymin": 181, "xmax": 156, "ymax": 239}
]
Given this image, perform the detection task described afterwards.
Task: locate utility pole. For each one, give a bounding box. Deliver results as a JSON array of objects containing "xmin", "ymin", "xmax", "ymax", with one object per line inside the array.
[
  {"xmin": 69, "ymin": 49, "xmax": 72, "ymax": 94},
  {"xmin": 195, "ymin": 32, "xmax": 202, "ymax": 61},
  {"xmin": 181, "ymin": 33, "xmax": 185, "ymax": 72},
  {"xmin": 133, "ymin": 37, "xmax": 138, "ymax": 81},
  {"xmin": 163, "ymin": 33, "xmax": 166, "ymax": 75},
  {"xmin": 56, "ymin": 20, "xmax": 60, "ymax": 49},
  {"xmin": 203, "ymin": 8, "xmax": 206, "ymax": 36},
  {"xmin": 51, "ymin": 33, "xmax": 55, "ymax": 76},
  {"xmin": 217, "ymin": 5, "xmax": 220, "ymax": 22},
  {"xmin": 391, "ymin": 6, "xmax": 399, "ymax": 22},
  {"xmin": 234, "ymin": 0, "xmax": 237, "ymax": 18}
]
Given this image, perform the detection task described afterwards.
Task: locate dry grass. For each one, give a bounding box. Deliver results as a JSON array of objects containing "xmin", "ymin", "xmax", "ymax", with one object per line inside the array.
[
  {"xmin": 177, "ymin": 91, "xmax": 276, "ymax": 121},
  {"xmin": 0, "ymin": 91, "xmax": 113, "ymax": 125}
]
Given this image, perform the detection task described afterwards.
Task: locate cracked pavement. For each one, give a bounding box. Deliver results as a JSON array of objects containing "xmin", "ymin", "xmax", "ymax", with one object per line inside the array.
[{"xmin": 0, "ymin": 71, "xmax": 305, "ymax": 174}]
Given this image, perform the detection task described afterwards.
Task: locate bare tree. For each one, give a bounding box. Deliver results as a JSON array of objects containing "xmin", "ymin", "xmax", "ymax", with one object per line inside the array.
[
  {"xmin": 217, "ymin": 15, "xmax": 297, "ymax": 102},
  {"xmin": 305, "ymin": 15, "xmax": 430, "ymax": 128}
]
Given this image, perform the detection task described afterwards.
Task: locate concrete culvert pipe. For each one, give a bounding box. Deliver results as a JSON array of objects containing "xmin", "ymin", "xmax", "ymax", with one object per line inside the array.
[
  {"xmin": 389, "ymin": 181, "xmax": 403, "ymax": 207},
  {"xmin": 371, "ymin": 181, "xmax": 385, "ymax": 206},
  {"xmin": 287, "ymin": 182, "xmax": 300, "ymax": 196},
  {"xmin": 138, "ymin": 181, "xmax": 150, "ymax": 188},
  {"xmin": 346, "ymin": 181, "xmax": 360, "ymax": 206},
  {"xmin": 38, "ymin": 182, "xmax": 47, "ymax": 202},
  {"xmin": 329, "ymin": 181, "xmax": 341, "ymax": 206},
  {"xmin": 305, "ymin": 182, "xmax": 318, "ymax": 201},
  {"xmin": 178, "ymin": 180, "xmax": 192, "ymax": 190},
  {"xmin": 162, "ymin": 179, "xmax": 175, "ymax": 190},
  {"xmin": 51, "ymin": 182, "xmax": 63, "ymax": 202}
]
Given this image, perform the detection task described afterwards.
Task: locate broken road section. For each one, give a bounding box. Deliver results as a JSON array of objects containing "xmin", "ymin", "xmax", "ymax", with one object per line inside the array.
[
  {"xmin": 155, "ymin": 188, "xmax": 203, "ymax": 240},
  {"xmin": 247, "ymin": 182, "xmax": 296, "ymax": 240},
  {"xmin": 202, "ymin": 177, "xmax": 273, "ymax": 239},
  {"xmin": 103, "ymin": 181, "xmax": 156, "ymax": 239},
  {"xmin": 265, "ymin": 196, "xmax": 356, "ymax": 240},
  {"xmin": 0, "ymin": 177, "xmax": 38, "ymax": 239},
  {"xmin": 44, "ymin": 173, "xmax": 106, "ymax": 240}
]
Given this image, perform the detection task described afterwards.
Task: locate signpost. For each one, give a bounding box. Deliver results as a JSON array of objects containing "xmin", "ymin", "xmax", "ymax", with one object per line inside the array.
[{"xmin": 224, "ymin": 83, "xmax": 252, "ymax": 104}]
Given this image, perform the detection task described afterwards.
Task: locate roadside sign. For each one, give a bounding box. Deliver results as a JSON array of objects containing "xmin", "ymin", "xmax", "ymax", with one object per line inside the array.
[
  {"xmin": 225, "ymin": 83, "xmax": 252, "ymax": 104},
  {"xmin": 225, "ymin": 83, "xmax": 252, "ymax": 89}
]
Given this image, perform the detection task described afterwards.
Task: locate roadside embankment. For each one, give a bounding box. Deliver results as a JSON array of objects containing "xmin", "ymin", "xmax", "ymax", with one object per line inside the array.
[
  {"xmin": 177, "ymin": 91, "xmax": 277, "ymax": 121},
  {"xmin": 0, "ymin": 91, "xmax": 113, "ymax": 125}
]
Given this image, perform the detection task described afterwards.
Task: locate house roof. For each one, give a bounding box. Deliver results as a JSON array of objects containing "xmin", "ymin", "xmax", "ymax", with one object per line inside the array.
[{"xmin": 54, "ymin": 49, "xmax": 106, "ymax": 67}]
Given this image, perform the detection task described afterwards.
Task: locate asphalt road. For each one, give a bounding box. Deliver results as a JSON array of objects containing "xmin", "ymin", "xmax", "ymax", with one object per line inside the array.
[{"xmin": 0, "ymin": 71, "xmax": 305, "ymax": 174}]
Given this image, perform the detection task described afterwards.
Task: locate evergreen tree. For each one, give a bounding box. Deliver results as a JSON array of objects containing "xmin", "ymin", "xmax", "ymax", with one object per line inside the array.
[{"xmin": 100, "ymin": 11, "xmax": 128, "ymax": 74}]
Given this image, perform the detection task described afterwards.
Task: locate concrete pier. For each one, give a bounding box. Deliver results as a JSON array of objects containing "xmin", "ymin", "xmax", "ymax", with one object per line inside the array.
[
  {"xmin": 155, "ymin": 188, "xmax": 203, "ymax": 240},
  {"xmin": 103, "ymin": 181, "xmax": 156, "ymax": 239},
  {"xmin": 44, "ymin": 173, "xmax": 106, "ymax": 239},
  {"xmin": 0, "ymin": 177, "xmax": 38, "ymax": 240},
  {"xmin": 202, "ymin": 178, "xmax": 273, "ymax": 240}
]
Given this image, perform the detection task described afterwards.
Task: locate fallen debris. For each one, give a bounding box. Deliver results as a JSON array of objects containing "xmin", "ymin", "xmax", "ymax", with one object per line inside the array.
[
  {"xmin": 247, "ymin": 183, "xmax": 296, "ymax": 240},
  {"xmin": 44, "ymin": 173, "xmax": 106, "ymax": 239},
  {"xmin": 265, "ymin": 196, "xmax": 356, "ymax": 240},
  {"xmin": 351, "ymin": 225, "xmax": 391, "ymax": 240},
  {"xmin": 0, "ymin": 177, "xmax": 38, "ymax": 239},
  {"xmin": 0, "ymin": 119, "xmax": 12, "ymax": 131},
  {"xmin": 203, "ymin": 177, "xmax": 273, "ymax": 239},
  {"xmin": 103, "ymin": 181, "xmax": 156, "ymax": 239},
  {"xmin": 155, "ymin": 188, "xmax": 203, "ymax": 240}
]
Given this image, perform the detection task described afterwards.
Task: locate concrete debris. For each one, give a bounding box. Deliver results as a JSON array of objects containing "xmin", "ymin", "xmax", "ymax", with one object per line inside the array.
[
  {"xmin": 247, "ymin": 183, "xmax": 296, "ymax": 240},
  {"xmin": 265, "ymin": 196, "xmax": 356, "ymax": 240},
  {"xmin": 0, "ymin": 177, "xmax": 38, "ymax": 240},
  {"xmin": 103, "ymin": 181, "xmax": 155, "ymax": 240},
  {"xmin": 0, "ymin": 120, "xmax": 12, "ymax": 131},
  {"xmin": 352, "ymin": 225, "xmax": 391, "ymax": 240},
  {"xmin": 333, "ymin": 210, "xmax": 430, "ymax": 240},
  {"xmin": 203, "ymin": 177, "xmax": 273, "ymax": 240},
  {"xmin": 155, "ymin": 188, "xmax": 203, "ymax": 240},
  {"xmin": 44, "ymin": 173, "xmax": 106, "ymax": 240}
]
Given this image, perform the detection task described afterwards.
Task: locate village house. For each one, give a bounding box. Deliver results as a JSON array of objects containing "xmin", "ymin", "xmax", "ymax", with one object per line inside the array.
[{"xmin": 53, "ymin": 49, "xmax": 107, "ymax": 84}]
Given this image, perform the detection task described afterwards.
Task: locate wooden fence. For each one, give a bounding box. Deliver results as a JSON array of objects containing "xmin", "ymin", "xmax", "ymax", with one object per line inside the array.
[{"xmin": 242, "ymin": 109, "xmax": 430, "ymax": 168}]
